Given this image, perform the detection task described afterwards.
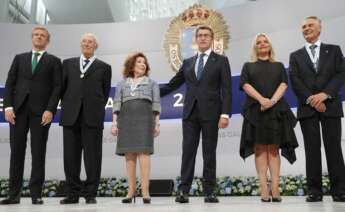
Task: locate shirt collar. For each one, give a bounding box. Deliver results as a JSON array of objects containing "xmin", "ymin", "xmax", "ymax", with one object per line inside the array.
[
  {"xmin": 32, "ymin": 50, "xmax": 45, "ymax": 55},
  {"xmin": 305, "ymin": 40, "xmax": 321, "ymax": 49},
  {"xmin": 197, "ymin": 48, "xmax": 212, "ymax": 57},
  {"xmin": 81, "ymin": 54, "xmax": 96, "ymax": 62}
]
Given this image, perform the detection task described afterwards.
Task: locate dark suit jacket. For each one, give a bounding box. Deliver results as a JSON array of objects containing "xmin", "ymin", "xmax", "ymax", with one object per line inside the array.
[
  {"xmin": 289, "ymin": 43, "xmax": 345, "ymax": 119},
  {"xmin": 160, "ymin": 51, "xmax": 232, "ymax": 120},
  {"xmin": 59, "ymin": 57, "xmax": 112, "ymax": 128},
  {"xmin": 3, "ymin": 51, "xmax": 62, "ymax": 114}
]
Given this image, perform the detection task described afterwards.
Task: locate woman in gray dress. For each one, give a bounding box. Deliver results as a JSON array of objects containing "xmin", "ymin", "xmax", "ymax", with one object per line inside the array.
[{"xmin": 111, "ymin": 52, "xmax": 161, "ymax": 204}]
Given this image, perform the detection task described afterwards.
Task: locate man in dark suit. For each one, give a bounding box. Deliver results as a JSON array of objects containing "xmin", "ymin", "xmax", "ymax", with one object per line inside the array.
[
  {"xmin": 1, "ymin": 27, "xmax": 62, "ymax": 205},
  {"xmin": 59, "ymin": 33, "xmax": 111, "ymax": 204},
  {"xmin": 161, "ymin": 25, "xmax": 232, "ymax": 203},
  {"xmin": 289, "ymin": 16, "xmax": 345, "ymax": 202}
]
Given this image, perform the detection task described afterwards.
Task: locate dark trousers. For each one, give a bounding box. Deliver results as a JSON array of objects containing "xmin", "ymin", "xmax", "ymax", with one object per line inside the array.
[
  {"xmin": 300, "ymin": 115, "xmax": 345, "ymax": 196},
  {"xmin": 179, "ymin": 103, "xmax": 219, "ymax": 195},
  {"xmin": 9, "ymin": 98, "xmax": 50, "ymax": 198},
  {"xmin": 63, "ymin": 110, "xmax": 103, "ymax": 198}
]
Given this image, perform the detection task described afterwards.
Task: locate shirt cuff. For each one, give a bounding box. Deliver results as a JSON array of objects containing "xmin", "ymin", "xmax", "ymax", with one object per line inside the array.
[
  {"xmin": 220, "ymin": 114, "xmax": 229, "ymax": 119},
  {"xmin": 5, "ymin": 107, "xmax": 13, "ymax": 111}
]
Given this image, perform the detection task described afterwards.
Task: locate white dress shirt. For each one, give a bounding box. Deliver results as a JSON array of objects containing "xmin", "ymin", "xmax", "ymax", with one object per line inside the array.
[
  {"xmin": 305, "ymin": 39, "xmax": 321, "ymax": 68},
  {"xmin": 194, "ymin": 48, "xmax": 212, "ymax": 76},
  {"xmin": 80, "ymin": 54, "xmax": 96, "ymax": 74},
  {"xmin": 32, "ymin": 50, "xmax": 45, "ymax": 63}
]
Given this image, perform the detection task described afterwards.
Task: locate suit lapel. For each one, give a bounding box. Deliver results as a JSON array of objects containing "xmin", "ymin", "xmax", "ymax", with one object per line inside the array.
[
  {"xmin": 71, "ymin": 57, "xmax": 80, "ymax": 77},
  {"xmin": 317, "ymin": 44, "xmax": 329, "ymax": 74},
  {"xmin": 25, "ymin": 52, "xmax": 33, "ymax": 76},
  {"xmin": 189, "ymin": 55, "xmax": 198, "ymax": 82},
  {"xmin": 300, "ymin": 47, "xmax": 316, "ymax": 73}
]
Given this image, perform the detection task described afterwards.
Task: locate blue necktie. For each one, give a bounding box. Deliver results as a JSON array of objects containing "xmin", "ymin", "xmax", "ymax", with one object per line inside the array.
[
  {"xmin": 197, "ymin": 53, "xmax": 206, "ymax": 80},
  {"xmin": 83, "ymin": 59, "xmax": 90, "ymax": 69}
]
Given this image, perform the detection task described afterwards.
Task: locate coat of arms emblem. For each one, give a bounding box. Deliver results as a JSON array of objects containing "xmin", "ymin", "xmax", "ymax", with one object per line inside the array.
[{"xmin": 164, "ymin": 4, "xmax": 230, "ymax": 72}]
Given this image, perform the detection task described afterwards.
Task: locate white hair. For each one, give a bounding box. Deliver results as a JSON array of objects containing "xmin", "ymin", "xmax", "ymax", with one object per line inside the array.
[{"xmin": 80, "ymin": 33, "xmax": 99, "ymax": 46}]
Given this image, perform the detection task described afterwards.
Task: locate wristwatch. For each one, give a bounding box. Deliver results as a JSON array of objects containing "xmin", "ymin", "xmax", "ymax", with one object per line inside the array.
[{"xmin": 271, "ymin": 99, "xmax": 277, "ymax": 104}]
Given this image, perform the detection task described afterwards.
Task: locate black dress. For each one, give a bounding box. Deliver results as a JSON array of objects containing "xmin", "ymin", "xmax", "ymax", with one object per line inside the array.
[{"xmin": 239, "ymin": 59, "xmax": 298, "ymax": 164}]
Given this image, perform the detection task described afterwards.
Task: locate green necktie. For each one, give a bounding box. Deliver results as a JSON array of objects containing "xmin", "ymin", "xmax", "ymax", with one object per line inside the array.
[{"xmin": 32, "ymin": 52, "xmax": 40, "ymax": 73}]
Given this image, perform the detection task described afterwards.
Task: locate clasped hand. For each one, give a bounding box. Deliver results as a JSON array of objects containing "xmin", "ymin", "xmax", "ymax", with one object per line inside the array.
[
  {"xmin": 259, "ymin": 98, "xmax": 274, "ymax": 111},
  {"xmin": 307, "ymin": 92, "xmax": 328, "ymax": 113}
]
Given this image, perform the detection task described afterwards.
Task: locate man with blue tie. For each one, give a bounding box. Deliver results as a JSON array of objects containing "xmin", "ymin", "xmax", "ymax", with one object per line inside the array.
[
  {"xmin": 59, "ymin": 33, "xmax": 111, "ymax": 204},
  {"xmin": 289, "ymin": 16, "xmax": 345, "ymax": 202},
  {"xmin": 160, "ymin": 25, "xmax": 232, "ymax": 203},
  {"xmin": 1, "ymin": 27, "xmax": 62, "ymax": 205}
]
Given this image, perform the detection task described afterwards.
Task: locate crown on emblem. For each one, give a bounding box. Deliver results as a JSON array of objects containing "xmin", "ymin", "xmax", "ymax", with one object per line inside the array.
[
  {"xmin": 181, "ymin": 7, "xmax": 210, "ymax": 26},
  {"xmin": 164, "ymin": 4, "xmax": 230, "ymax": 72}
]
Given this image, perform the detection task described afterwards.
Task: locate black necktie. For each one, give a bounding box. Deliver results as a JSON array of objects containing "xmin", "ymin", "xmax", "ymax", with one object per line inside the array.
[
  {"xmin": 83, "ymin": 59, "xmax": 90, "ymax": 69},
  {"xmin": 197, "ymin": 53, "xmax": 206, "ymax": 80}
]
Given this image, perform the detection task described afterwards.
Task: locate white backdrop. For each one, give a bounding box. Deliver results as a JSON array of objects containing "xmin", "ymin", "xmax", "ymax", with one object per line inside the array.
[{"xmin": 0, "ymin": 0, "xmax": 345, "ymax": 179}]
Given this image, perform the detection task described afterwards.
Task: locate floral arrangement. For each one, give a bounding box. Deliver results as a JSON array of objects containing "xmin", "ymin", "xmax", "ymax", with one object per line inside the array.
[{"xmin": 0, "ymin": 175, "xmax": 331, "ymax": 197}]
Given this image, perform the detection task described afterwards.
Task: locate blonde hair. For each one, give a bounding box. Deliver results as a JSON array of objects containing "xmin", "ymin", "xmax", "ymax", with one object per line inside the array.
[{"xmin": 250, "ymin": 33, "xmax": 276, "ymax": 62}]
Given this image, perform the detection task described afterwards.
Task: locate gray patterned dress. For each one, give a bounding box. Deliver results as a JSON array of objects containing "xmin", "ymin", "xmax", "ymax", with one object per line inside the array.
[{"xmin": 113, "ymin": 77, "xmax": 161, "ymax": 155}]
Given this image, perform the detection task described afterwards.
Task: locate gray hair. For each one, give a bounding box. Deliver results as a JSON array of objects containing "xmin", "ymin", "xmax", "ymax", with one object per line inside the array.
[
  {"xmin": 80, "ymin": 33, "xmax": 99, "ymax": 47},
  {"xmin": 305, "ymin": 16, "xmax": 322, "ymax": 25}
]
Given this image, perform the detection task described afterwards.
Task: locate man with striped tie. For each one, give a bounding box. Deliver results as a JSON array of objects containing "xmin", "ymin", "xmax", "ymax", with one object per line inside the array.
[
  {"xmin": 289, "ymin": 16, "xmax": 345, "ymax": 202},
  {"xmin": 59, "ymin": 33, "xmax": 111, "ymax": 204}
]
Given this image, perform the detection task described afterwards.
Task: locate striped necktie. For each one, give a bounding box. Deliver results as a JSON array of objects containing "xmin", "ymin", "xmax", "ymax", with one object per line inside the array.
[{"xmin": 309, "ymin": 45, "xmax": 318, "ymax": 71}]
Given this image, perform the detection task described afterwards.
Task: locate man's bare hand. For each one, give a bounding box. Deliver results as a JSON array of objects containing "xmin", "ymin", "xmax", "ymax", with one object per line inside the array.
[
  {"xmin": 218, "ymin": 117, "xmax": 229, "ymax": 129},
  {"xmin": 314, "ymin": 102, "xmax": 326, "ymax": 113},
  {"xmin": 5, "ymin": 109, "xmax": 16, "ymax": 125},
  {"xmin": 309, "ymin": 92, "xmax": 328, "ymax": 108},
  {"xmin": 41, "ymin": 111, "xmax": 53, "ymax": 126}
]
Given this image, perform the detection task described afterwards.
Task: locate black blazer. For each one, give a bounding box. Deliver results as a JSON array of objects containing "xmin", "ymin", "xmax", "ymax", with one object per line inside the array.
[
  {"xmin": 289, "ymin": 43, "xmax": 345, "ymax": 119},
  {"xmin": 59, "ymin": 57, "xmax": 112, "ymax": 128},
  {"xmin": 3, "ymin": 51, "xmax": 62, "ymax": 114},
  {"xmin": 160, "ymin": 51, "xmax": 232, "ymax": 120}
]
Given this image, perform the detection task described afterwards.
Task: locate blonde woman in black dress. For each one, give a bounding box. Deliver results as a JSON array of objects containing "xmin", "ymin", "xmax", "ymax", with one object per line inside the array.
[
  {"xmin": 111, "ymin": 52, "xmax": 161, "ymax": 204},
  {"xmin": 239, "ymin": 33, "xmax": 298, "ymax": 202}
]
